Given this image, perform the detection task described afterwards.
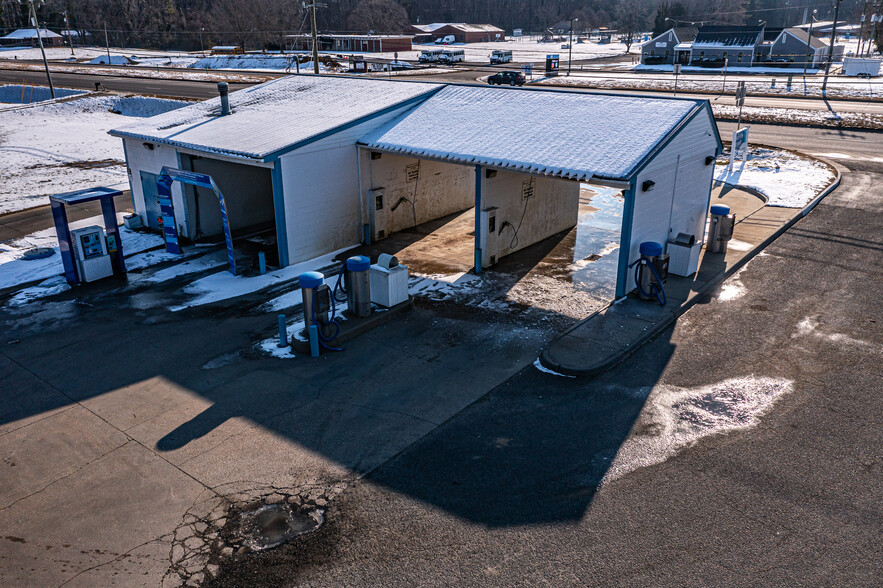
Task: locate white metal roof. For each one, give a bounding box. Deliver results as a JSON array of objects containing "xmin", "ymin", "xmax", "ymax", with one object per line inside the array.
[
  {"xmin": 359, "ymin": 86, "xmax": 704, "ymax": 181},
  {"xmin": 109, "ymin": 76, "xmax": 441, "ymax": 161},
  {"xmin": 1, "ymin": 28, "xmax": 62, "ymax": 40}
]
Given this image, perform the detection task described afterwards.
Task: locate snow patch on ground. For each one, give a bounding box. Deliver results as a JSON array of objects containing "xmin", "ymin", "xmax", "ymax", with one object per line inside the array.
[
  {"xmin": 171, "ymin": 247, "xmax": 352, "ymax": 311},
  {"xmin": 533, "ymin": 358, "xmax": 575, "ymax": 378},
  {"xmin": 601, "ymin": 376, "xmax": 793, "ymax": 484},
  {"xmin": 0, "ymin": 94, "xmax": 188, "ymax": 213},
  {"xmin": 715, "ymin": 148, "xmax": 836, "ymax": 208}
]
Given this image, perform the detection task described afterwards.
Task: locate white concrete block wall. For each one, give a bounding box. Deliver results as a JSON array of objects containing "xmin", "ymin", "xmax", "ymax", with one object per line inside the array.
[
  {"xmin": 626, "ymin": 111, "xmax": 718, "ymax": 292},
  {"xmin": 481, "ymin": 171, "xmax": 579, "ymax": 266},
  {"xmin": 279, "ymin": 103, "xmax": 419, "ymax": 264},
  {"xmin": 365, "ymin": 153, "xmax": 474, "ymax": 239},
  {"xmin": 123, "ymin": 139, "xmax": 186, "ymax": 234}
]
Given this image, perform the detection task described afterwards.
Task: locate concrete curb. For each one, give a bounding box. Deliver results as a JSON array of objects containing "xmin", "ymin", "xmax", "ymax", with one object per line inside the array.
[{"xmin": 539, "ymin": 157, "xmax": 842, "ymax": 378}]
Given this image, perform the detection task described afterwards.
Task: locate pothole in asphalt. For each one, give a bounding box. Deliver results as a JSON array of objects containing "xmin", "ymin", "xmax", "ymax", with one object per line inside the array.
[{"xmin": 225, "ymin": 502, "xmax": 324, "ymax": 552}]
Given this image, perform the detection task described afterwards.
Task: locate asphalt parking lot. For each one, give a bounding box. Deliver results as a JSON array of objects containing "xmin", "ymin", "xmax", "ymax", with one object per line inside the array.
[{"xmin": 1, "ymin": 135, "xmax": 880, "ymax": 586}]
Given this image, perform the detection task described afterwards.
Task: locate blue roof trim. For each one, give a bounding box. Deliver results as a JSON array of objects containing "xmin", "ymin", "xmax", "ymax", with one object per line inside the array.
[{"xmin": 262, "ymin": 87, "xmax": 444, "ymax": 162}]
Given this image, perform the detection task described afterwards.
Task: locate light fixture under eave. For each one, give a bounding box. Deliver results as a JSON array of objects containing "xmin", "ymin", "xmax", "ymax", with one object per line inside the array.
[{"xmin": 642, "ymin": 180, "xmax": 655, "ymax": 192}]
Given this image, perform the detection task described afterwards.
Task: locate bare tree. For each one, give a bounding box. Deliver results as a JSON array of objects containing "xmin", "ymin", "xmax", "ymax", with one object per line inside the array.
[
  {"xmin": 615, "ymin": 0, "xmax": 649, "ymax": 52},
  {"xmin": 346, "ymin": 0, "xmax": 409, "ymax": 33}
]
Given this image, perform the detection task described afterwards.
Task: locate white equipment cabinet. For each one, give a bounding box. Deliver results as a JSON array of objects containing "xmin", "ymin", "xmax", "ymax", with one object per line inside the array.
[
  {"xmin": 369, "ymin": 254, "xmax": 409, "ymax": 307},
  {"xmin": 70, "ymin": 226, "xmax": 114, "ymax": 282}
]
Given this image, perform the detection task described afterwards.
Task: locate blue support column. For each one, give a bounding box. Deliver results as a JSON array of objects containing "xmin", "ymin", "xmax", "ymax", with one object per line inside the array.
[
  {"xmin": 51, "ymin": 201, "xmax": 79, "ymax": 286},
  {"xmin": 615, "ymin": 183, "xmax": 637, "ymax": 298},
  {"xmin": 271, "ymin": 164, "xmax": 290, "ymax": 268},
  {"xmin": 100, "ymin": 196, "xmax": 126, "ymax": 274},
  {"xmin": 474, "ymin": 164, "xmax": 483, "ymax": 274}
]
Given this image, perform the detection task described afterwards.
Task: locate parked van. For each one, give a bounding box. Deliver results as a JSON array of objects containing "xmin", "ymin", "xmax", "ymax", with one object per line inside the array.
[
  {"xmin": 435, "ymin": 35, "xmax": 456, "ymax": 45},
  {"xmin": 418, "ymin": 48, "xmax": 444, "ymax": 63},
  {"xmin": 490, "ymin": 50, "xmax": 513, "ymax": 64},
  {"xmin": 439, "ymin": 48, "xmax": 465, "ymax": 64}
]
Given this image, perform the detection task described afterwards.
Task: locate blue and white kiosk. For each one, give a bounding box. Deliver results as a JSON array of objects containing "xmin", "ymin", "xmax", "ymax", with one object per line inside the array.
[{"xmin": 50, "ymin": 187, "xmax": 126, "ymax": 286}]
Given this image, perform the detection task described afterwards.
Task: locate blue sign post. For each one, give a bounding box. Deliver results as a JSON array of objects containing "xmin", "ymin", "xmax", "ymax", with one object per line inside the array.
[{"xmin": 157, "ymin": 167, "xmax": 238, "ymax": 275}]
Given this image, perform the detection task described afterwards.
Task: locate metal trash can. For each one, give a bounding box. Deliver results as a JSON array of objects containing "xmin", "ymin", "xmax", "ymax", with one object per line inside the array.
[
  {"xmin": 299, "ymin": 271, "xmax": 326, "ymax": 327},
  {"xmin": 708, "ymin": 204, "xmax": 736, "ymax": 253},
  {"xmin": 344, "ymin": 255, "xmax": 372, "ymax": 318}
]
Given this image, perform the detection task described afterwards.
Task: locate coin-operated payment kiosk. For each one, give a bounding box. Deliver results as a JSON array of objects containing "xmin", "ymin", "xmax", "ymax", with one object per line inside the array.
[
  {"xmin": 70, "ymin": 226, "xmax": 114, "ymax": 282},
  {"xmin": 50, "ymin": 186, "xmax": 127, "ymax": 286}
]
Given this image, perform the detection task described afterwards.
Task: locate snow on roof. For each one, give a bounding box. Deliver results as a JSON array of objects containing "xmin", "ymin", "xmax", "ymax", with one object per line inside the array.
[
  {"xmin": 412, "ymin": 23, "xmax": 464, "ymax": 33},
  {"xmin": 109, "ymin": 76, "xmax": 441, "ymax": 162},
  {"xmin": 359, "ymin": 86, "xmax": 704, "ymax": 181},
  {"xmin": 782, "ymin": 27, "xmax": 828, "ymax": 50},
  {"xmin": 693, "ymin": 26, "xmax": 763, "ymax": 48},
  {"xmin": 1, "ymin": 28, "xmax": 62, "ymax": 40}
]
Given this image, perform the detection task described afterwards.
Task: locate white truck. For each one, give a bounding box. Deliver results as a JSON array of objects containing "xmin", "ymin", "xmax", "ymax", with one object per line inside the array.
[
  {"xmin": 435, "ymin": 35, "xmax": 456, "ymax": 45},
  {"xmin": 490, "ymin": 50, "xmax": 513, "ymax": 64},
  {"xmin": 418, "ymin": 48, "xmax": 444, "ymax": 63},
  {"xmin": 439, "ymin": 48, "xmax": 465, "ymax": 64}
]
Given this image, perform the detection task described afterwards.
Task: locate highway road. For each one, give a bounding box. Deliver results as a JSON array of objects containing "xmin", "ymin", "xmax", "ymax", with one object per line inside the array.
[
  {"xmin": 0, "ymin": 68, "xmax": 253, "ymax": 99},
  {"xmin": 2, "ymin": 65, "xmax": 881, "ymax": 115}
]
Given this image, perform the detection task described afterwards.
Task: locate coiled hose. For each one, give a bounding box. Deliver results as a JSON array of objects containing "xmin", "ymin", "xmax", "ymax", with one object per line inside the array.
[{"xmin": 629, "ymin": 258, "xmax": 667, "ymax": 306}]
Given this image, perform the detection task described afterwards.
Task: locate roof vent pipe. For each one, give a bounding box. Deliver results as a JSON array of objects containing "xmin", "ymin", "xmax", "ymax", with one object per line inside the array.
[{"xmin": 218, "ymin": 82, "xmax": 231, "ymax": 116}]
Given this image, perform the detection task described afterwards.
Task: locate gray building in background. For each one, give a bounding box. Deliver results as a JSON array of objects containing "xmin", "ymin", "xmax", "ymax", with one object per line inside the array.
[
  {"xmin": 768, "ymin": 27, "xmax": 841, "ymax": 68},
  {"xmin": 641, "ymin": 27, "xmax": 698, "ymax": 65},
  {"xmin": 690, "ymin": 26, "xmax": 764, "ymax": 67}
]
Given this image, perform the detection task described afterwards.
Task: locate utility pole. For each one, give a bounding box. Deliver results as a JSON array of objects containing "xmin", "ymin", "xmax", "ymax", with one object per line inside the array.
[
  {"xmin": 303, "ymin": 1, "xmax": 324, "ymax": 74},
  {"xmin": 104, "ymin": 22, "xmax": 112, "ymax": 65},
  {"xmin": 21, "ymin": 0, "xmax": 54, "ymax": 98},
  {"xmin": 567, "ymin": 17, "xmax": 578, "ymax": 76},
  {"xmin": 803, "ymin": 10, "xmax": 817, "ymax": 93},
  {"xmin": 822, "ymin": 0, "xmax": 843, "ymax": 97},
  {"xmin": 64, "ymin": 10, "xmax": 74, "ymax": 56}
]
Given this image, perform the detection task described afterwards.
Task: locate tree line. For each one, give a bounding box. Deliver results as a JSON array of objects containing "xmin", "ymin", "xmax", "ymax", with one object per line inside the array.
[{"xmin": 0, "ymin": 0, "xmax": 874, "ymax": 52}]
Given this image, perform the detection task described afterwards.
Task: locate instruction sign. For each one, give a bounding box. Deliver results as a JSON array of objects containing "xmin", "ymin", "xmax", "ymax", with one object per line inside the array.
[{"xmin": 729, "ymin": 127, "xmax": 749, "ymax": 171}]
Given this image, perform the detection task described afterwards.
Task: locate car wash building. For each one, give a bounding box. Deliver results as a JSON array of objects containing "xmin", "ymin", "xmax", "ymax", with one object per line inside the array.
[{"xmin": 110, "ymin": 76, "xmax": 720, "ymax": 299}]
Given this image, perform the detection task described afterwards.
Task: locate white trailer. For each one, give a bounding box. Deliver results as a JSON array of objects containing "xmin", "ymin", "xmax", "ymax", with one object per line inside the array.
[{"xmin": 843, "ymin": 57, "xmax": 881, "ymax": 77}]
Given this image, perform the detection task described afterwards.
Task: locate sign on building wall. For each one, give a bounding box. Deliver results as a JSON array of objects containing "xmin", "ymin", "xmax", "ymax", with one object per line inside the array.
[
  {"xmin": 406, "ymin": 162, "xmax": 420, "ymax": 182},
  {"xmin": 521, "ymin": 177, "xmax": 535, "ymax": 200}
]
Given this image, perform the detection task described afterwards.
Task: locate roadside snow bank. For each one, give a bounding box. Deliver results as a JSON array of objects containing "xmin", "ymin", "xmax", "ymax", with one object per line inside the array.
[
  {"xmin": 0, "ymin": 84, "xmax": 84, "ymax": 104},
  {"xmin": 88, "ymin": 55, "xmax": 131, "ymax": 65},
  {"xmin": 189, "ymin": 54, "xmax": 336, "ymax": 72},
  {"xmin": 715, "ymin": 147, "xmax": 836, "ymax": 208}
]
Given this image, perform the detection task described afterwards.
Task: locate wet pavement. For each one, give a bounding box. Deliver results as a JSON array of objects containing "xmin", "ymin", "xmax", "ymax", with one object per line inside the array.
[{"xmin": 355, "ymin": 183, "xmax": 624, "ymax": 321}]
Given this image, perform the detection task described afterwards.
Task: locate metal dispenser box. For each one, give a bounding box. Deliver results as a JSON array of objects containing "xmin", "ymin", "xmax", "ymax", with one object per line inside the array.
[
  {"xmin": 369, "ymin": 254, "xmax": 409, "ymax": 308},
  {"xmin": 70, "ymin": 226, "xmax": 113, "ymax": 282}
]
